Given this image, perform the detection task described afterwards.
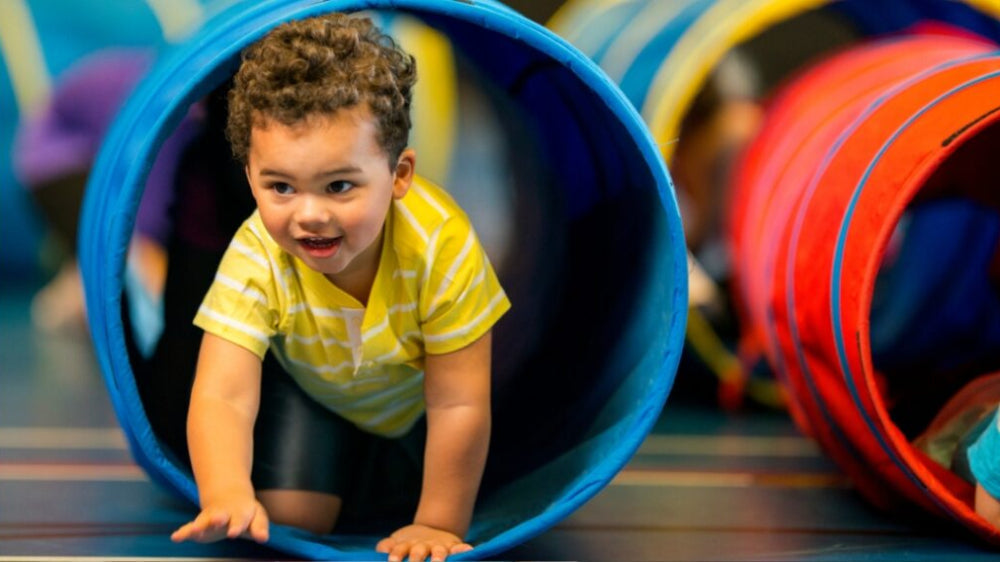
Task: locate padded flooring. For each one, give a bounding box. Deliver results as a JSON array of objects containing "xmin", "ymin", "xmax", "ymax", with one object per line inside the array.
[{"xmin": 2, "ymin": 284, "xmax": 999, "ymax": 561}]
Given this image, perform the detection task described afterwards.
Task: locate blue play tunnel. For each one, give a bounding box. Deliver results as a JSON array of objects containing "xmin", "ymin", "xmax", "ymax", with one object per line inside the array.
[{"xmin": 78, "ymin": 0, "xmax": 687, "ymax": 559}]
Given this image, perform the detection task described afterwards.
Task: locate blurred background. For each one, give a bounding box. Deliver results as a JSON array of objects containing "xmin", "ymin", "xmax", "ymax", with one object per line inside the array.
[
  {"xmin": 7, "ymin": 0, "xmax": 1000, "ymax": 558},
  {"xmin": 0, "ymin": 0, "xmax": 557, "ymax": 288}
]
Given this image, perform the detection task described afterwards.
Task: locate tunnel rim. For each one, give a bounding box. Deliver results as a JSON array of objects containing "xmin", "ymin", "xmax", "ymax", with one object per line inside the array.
[{"xmin": 78, "ymin": 0, "xmax": 688, "ymax": 559}]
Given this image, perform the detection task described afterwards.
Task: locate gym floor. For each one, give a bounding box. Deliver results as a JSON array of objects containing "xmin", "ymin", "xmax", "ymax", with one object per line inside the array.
[{"xmin": 2, "ymin": 283, "xmax": 998, "ymax": 561}]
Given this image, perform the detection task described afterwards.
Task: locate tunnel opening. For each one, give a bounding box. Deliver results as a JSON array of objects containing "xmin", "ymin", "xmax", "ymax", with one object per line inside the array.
[{"xmin": 81, "ymin": 2, "xmax": 685, "ymax": 558}]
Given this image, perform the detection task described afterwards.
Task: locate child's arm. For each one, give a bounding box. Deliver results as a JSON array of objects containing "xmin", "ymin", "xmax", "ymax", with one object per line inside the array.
[
  {"xmin": 969, "ymin": 406, "xmax": 1000, "ymax": 529},
  {"xmin": 377, "ymin": 331, "xmax": 493, "ymax": 562},
  {"xmin": 976, "ymin": 483, "xmax": 1000, "ymax": 527},
  {"xmin": 171, "ymin": 333, "xmax": 270, "ymax": 544}
]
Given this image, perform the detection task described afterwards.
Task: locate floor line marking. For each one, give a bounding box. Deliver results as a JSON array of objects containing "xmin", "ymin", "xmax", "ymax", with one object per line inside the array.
[
  {"xmin": 0, "ymin": 427, "xmax": 821, "ymax": 457},
  {"xmin": 0, "ymin": 428, "xmax": 127, "ymax": 450},
  {"xmin": 637, "ymin": 434, "xmax": 821, "ymax": 457},
  {"xmin": 611, "ymin": 468, "xmax": 850, "ymax": 488},
  {"xmin": 0, "ymin": 556, "xmax": 246, "ymax": 562},
  {"xmin": 0, "ymin": 461, "xmax": 848, "ymax": 488},
  {"xmin": 0, "ymin": 463, "xmax": 146, "ymax": 481},
  {"xmin": 547, "ymin": 522, "xmax": 914, "ymax": 537}
]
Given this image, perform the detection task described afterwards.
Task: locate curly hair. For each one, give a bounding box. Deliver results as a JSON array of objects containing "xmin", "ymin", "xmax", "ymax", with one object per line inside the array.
[{"xmin": 226, "ymin": 12, "xmax": 417, "ymax": 166}]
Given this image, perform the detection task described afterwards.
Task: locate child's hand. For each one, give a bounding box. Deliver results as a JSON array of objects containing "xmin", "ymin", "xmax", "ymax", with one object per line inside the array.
[
  {"xmin": 976, "ymin": 483, "xmax": 1000, "ymax": 528},
  {"xmin": 170, "ymin": 495, "xmax": 270, "ymax": 544},
  {"xmin": 376, "ymin": 524, "xmax": 472, "ymax": 562}
]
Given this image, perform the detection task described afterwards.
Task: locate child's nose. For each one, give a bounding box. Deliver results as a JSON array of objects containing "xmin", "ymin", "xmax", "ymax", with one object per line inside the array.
[{"xmin": 294, "ymin": 194, "xmax": 333, "ymax": 227}]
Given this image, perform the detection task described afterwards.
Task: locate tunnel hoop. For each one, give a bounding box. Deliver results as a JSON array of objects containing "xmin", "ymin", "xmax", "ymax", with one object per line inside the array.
[{"xmin": 79, "ymin": 1, "xmax": 687, "ymax": 559}]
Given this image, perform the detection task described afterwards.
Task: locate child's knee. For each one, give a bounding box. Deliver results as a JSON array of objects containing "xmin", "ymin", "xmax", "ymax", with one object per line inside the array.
[{"xmin": 256, "ymin": 489, "xmax": 342, "ymax": 535}]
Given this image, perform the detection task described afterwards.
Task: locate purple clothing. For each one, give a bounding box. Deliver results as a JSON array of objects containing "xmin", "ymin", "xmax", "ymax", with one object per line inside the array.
[{"xmin": 13, "ymin": 48, "xmax": 202, "ymax": 244}]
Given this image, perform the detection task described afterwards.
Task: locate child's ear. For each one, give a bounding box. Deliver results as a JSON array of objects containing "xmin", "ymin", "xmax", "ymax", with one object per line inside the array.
[{"xmin": 392, "ymin": 148, "xmax": 416, "ymax": 199}]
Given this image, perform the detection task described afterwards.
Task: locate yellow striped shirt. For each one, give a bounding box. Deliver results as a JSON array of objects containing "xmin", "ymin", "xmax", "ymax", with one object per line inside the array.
[{"xmin": 193, "ymin": 176, "xmax": 510, "ymax": 437}]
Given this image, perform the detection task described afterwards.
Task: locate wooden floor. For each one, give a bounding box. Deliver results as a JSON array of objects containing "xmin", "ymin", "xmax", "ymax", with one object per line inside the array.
[{"xmin": 2, "ymin": 283, "xmax": 999, "ymax": 561}]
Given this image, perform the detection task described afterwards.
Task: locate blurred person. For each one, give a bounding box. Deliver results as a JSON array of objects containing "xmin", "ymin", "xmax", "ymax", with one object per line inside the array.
[
  {"xmin": 673, "ymin": 48, "xmax": 763, "ymax": 288},
  {"xmin": 914, "ymin": 372, "xmax": 1000, "ymax": 529},
  {"xmin": 13, "ymin": 47, "xmax": 201, "ymax": 342},
  {"xmin": 671, "ymin": 49, "xmax": 771, "ymax": 409}
]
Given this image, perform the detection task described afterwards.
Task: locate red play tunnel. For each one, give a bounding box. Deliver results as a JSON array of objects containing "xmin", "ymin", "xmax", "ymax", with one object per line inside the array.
[{"xmin": 729, "ymin": 31, "xmax": 1000, "ymax": 542}]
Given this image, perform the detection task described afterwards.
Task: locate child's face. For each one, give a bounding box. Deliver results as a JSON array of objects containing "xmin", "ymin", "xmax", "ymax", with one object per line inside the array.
[{"xmin": 245, "ymin": 106, "xmax": 414, "ymax": 288}]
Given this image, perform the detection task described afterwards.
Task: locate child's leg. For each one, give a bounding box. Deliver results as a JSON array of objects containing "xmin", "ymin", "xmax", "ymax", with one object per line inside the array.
[
  {"xmin": 254, "ymin": 490, "xmax": 342, "ymax": 535},
  {"xmin": 251, "ymin": 357, "xmax": 426, "ymax": 535},
  {"xmin": 251, "ymin": 356, "xmax": 364, "ymax": 534},
  {"xmin": 338, "ymin": 417, "xmax": 425, "ymax": 531}
]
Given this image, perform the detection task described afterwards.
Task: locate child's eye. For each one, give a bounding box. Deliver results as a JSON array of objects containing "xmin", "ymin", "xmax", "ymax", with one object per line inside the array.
[
  {"xmin": 271, "ymin": 182, "xmax": 294, "ymax": 195},
  {"xmin": 327, "ymin": 181, "xmax": 354, "ymax": 194}
]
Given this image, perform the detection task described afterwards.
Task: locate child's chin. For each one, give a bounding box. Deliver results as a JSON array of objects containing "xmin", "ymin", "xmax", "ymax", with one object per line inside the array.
[
  {"xmin": 292, "ymin": 252, "xmax": 339, "ymax": 273},
  {"xmin": 309, "ymin": 261, "xmax": 343, "ymax": 276}
]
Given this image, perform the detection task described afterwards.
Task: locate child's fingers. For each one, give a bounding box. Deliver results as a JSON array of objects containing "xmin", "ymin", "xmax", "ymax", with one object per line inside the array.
[
  {"xmin": 430, "ymin": 544, "xmax": 449, "ymax": 562},
  {"xmin": 388, "ymin": 542, "xmax": 412, "ymax": 562},
  {"xmin": 376, "ymin": 528, "xmax": 471, "ymax": 561},
  {"xmin": 407, "ymin": 543, "xmax": 430, "ymax": 562},
  {"xmin": 227, "ymin": 512, "xmax": 251, "ymax": 539},
  {"xmin": 188, "ymin": 509, "xmax": 230, "ymax": 542},
  {"xmin": 171, "ymin": 506, "xmax": 266, "ymax": 544},
  {"xmin": 246, "ymin": 505, "xmax": 270, "ymax": 543},
  {"xmin": 375, "ymin": 537, "xmax": 395, "ymax": 553},
  {"xmin": 172, "ymin": 521, "xmax": 209, "ymax": 543},
  {"xmin": 170, "ymin": 521, "xmax": 197, "ymax": 542}
]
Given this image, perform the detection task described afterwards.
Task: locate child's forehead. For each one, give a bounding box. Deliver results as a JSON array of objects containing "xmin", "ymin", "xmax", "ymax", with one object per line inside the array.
[
  {"xmin": 245, "ymin": 105, "xmax": 391, "ymax": 165},
  {"xmin": 250, "ymin": 105, "xmax": 375, "ymax": 131}
]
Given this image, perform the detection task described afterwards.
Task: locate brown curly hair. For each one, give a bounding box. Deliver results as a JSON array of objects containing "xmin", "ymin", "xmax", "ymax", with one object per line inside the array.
[{"xmin": 226, "ymin": 12, "xmax": 417, "ymax": 166}]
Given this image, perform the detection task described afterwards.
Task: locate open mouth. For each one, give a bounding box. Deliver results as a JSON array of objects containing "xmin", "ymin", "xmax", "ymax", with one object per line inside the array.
[{"xmin": 298, "ymin": 236, "xmax": 341, "ymax": 257}]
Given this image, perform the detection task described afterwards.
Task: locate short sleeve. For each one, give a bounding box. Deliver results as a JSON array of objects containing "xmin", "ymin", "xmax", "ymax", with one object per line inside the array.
[
  {"xmin": 969, "ymin": 406, "xmax": 1000, "ymax": 499},
  {"xmin": 419, "ymin": 215, "xmax": 510, "ymax": 355},
  {"xmin": 193, "ymin": 218, "xmax": 282, "ymax": 359}
]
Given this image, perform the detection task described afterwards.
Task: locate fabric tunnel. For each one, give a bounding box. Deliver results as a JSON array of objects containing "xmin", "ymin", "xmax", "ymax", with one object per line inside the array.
[
  {"xmin": 728, "ymin": 32, "xmax": 1000, "ymax": 544},
  {"xmin": 77, "ymin": 0, "xmax": 687, "ymax": 559},
  {"xmin": 547, "ymin": 0, "xmax": 1000, "ymax": 409}
]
